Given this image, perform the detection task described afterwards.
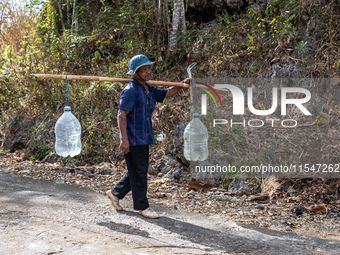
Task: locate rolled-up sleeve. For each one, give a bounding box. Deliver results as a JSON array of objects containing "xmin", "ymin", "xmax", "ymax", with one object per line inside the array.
[{"xmin": 152, "ymin": 86, "xmax": 167, "ymax": 103}]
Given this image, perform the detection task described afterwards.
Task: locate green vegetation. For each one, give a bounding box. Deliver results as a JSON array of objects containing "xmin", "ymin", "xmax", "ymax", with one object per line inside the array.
[
  {"xmin": 30, "ymin": 142, "xmax": 51, "ymax": 161},
  {"xmin": 0, "ymin": 150, "xmax": 10, "ymax": 156},
  {"xmin": 1, "ymin": 0, "xmax": 339, "ymax": 163}
]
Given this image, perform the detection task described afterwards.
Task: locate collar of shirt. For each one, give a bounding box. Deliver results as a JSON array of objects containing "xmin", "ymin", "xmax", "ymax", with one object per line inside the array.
[{"xmin": 132, "ymin": 78, "xmax": 151, "ymax": 93}]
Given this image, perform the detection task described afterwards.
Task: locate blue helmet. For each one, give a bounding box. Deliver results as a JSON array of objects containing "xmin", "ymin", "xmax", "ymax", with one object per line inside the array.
[{"xmin": 127, "ymin": 55, "xmax": 154, "ymax": 75}]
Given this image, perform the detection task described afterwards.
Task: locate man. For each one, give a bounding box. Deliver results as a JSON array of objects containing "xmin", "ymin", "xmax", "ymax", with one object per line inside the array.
[{"xmin": 106, "ymin": 54, "xmax": 190, "ymax": 218}]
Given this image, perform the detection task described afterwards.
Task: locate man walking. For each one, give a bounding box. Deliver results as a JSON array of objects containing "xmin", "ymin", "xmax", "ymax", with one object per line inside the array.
[{"xmin": 107, "ymin": 54, "xmax": 190, "ymax": 218}]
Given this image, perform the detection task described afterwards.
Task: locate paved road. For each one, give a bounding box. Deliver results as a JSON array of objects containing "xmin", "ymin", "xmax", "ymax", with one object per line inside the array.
[{"xmin": 0, "ymin": 172, "xmax": 339, "ymax": 255}]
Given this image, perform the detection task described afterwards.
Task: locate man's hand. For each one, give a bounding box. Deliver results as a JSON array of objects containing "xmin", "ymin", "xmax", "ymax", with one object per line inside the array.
[
  {"xmin": 117, "ymin": 109, "xmax": 130, "ymax": 154},
  {"xmin": 165, "ymin": 78, "xmax": 191, "ymax": 98},
  {"xmin": 181, "ymin": 78, "xmax": 191, "ymax": 84},
  {"xmin": 119, "ymin": 139, "xmax": 130, "ymax": 154}
]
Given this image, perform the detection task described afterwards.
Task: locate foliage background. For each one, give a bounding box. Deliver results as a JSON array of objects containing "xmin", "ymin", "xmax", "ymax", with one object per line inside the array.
[{"xmin": 0, "ymin": 0, "xmax": 339, "ymax": 165}]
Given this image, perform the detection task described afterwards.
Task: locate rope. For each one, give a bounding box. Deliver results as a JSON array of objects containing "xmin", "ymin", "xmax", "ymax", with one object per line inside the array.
[
  {"xmin": 65, "ymin": 75, "xmax": 69, "ymax": 106},
  {"xmin": 193, "ymin": 78, "xmax": 197, "ymax": 113}
]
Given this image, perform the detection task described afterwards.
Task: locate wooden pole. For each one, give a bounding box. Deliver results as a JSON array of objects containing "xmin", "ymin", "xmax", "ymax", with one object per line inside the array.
[{"xmin": 30, "ymin": 74, "xmax": 190, "ymax": 88}]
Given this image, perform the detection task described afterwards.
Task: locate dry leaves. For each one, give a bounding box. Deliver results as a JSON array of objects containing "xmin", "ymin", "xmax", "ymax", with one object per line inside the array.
[
  {"xmin": 305, "ymin": 204, "xmax": 327, "ymax": 214},
  {"xmin": 150, "ymin": 178, "xmax": 171, "ymax": 186},
  {"xmin": 186, "ymin": 181, "xmax": 213, "ymax": 192}
]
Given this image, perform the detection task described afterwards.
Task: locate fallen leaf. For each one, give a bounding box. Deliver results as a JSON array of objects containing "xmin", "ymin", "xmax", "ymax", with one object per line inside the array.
[
  {"xmin": 305, "ymin": 204, "xmax": 327, "ymax": 213},
  {"xmin": 150, "ymin": 178, "xmax": 171, "ymax": 185},
  {"xmin": 149, "ymin": 192, "xmax": 166, "ymax": 198},
  {"xmin": 287, "ymin": 196, "xmax": 301, "ymax": 202},
  {"xmin": 247, "ymin": 194, "xmax": 269, "ymax": 201},
  {"xmin": 187, "ymin": 181, "xmax": 213, "ymax": 192}
]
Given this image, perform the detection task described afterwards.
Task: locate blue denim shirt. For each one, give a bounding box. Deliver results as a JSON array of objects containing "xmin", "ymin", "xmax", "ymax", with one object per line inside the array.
[{"xmin": 119, "ymin": 78, "xmax": 167, "ymax": 146}]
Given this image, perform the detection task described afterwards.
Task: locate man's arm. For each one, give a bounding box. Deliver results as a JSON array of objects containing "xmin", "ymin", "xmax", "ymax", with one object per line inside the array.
[
  {"xmin": 117, "ymin": 109, "xmax": 130, "ymax": 154},
  {"xmin": 165, "ymin": 78, "xmax": 191, "ymax": 98}
]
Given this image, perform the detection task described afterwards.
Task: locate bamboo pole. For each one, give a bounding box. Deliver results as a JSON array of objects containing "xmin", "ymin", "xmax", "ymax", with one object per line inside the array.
[{"xmin": 30, "ymin": 74, "xmax": 190, "ymax": 88}]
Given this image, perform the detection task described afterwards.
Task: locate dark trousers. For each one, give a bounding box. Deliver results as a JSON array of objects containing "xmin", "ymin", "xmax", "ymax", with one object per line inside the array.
[{"xmin": 112, "ymin": 145, "xmax": 149, "ymax": 210}]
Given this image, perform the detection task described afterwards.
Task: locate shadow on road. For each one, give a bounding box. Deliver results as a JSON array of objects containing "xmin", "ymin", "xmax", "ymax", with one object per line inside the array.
[
  {"xmin": 98, "ymin": 210, "xmax": 306, "ymax": 255},
  {"xmin": 97, "ymin": 221, "xmax": 150, "ymax": 238}
]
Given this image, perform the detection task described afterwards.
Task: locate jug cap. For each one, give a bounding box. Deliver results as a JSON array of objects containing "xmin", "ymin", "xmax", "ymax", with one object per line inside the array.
[
  {"xmin": 64, "ymin": 106, "xmax": 71, "ymax": 111},
  {"xmin": 193, "ymin": 113, "xmax": 199, "ymax": 118}
]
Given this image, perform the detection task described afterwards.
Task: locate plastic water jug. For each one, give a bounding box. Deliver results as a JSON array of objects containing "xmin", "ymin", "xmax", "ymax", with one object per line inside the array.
[
  {"xmin": 184, "ymin": 113, "xmax": 208, "ymax": 161},
  {"xmin": 55, "ymin": 106, "xmax": 82, "ymax": 157}
]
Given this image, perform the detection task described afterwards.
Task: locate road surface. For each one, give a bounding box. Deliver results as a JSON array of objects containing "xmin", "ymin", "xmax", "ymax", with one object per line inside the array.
[{"xmin": 0, "ymin": 172, "xmax": 339, "ymax": 255}]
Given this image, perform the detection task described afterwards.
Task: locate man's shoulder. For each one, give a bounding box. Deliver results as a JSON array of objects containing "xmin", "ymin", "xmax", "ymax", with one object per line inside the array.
[
  {"xmin": 123, "ymin": 81, "xmax": 138, "ymax": 92},
  {"xmin": 146, "ymin": 82, "xmax": 162, "ymax": 92}
]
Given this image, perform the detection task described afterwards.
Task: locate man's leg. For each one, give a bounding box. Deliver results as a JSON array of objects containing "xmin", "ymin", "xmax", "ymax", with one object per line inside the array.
[
  {"xmin": 111, "ymin": 172, "xmax": 131, "ymax": 199},
  {"xmin": 108, "ymin": 158, "xmax": 133, "ymax": 211},
  {"xmin": 124, "ymin": 145, "xmax": 149, "ymax": 210}
]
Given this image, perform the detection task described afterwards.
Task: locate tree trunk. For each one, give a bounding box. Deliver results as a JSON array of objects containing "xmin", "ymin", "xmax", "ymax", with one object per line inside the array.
[
  {"xmin": 67, "ymin": 0, "xmax": 71, "ymax": 28},
  {"xmin": 164, "ymin": 0, "xmax": 171, "ymax": 40},
  {"xmin": 169, "ymin": 0, "xmax": 186, "ymax": 53},
  {"xmin": 75, "ymin": 6, "xmax": 78, "ymax": 32},
  {"xmin": 56, "ymin": 0, "xmax": 65, "ymax": 31},
  {"xmin": 156, "ymin": 0, "xmax": 161, "ymax": 50},
  {"xmin": 72, "ymin": 0, "xmax": 78, "ymax": 34}
]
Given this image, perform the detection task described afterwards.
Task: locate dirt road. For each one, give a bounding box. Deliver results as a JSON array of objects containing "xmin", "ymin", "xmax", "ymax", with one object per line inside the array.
[{"xmin": 0, "ymin": 172, "xmax": 339, "ymax": 255}]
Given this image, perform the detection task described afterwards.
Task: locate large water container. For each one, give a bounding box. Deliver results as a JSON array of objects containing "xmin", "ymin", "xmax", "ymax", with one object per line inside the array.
[
  {"xmin": 55, "ymin": 106, "xmax": 82, "ymax": 157},
  {"xmin": 184, "ymin": 113, "xmax": 208, "ymax": 161}
]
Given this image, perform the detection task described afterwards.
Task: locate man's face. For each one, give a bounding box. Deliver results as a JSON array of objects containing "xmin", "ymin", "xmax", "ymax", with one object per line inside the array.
[{"xmin": 136, "ymin": 65, "xmax": 152, "ymax": 81}]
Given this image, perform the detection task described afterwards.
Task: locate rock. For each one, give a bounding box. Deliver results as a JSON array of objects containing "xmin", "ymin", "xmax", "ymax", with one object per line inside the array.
[
  {"xmin": 228, "ymin": 178, "xmax": 250, "ymax": 193},
  {"xmin": 305, "ymin": 90, "xmax": 323, "ymax": 117},
  {"xmin": 188, "ymin": 0, "xmax": 244, "ymax": 10},
  {"xmin": 173, "ymin": 168, "xmax": 183, "ymax": 179},
  {"xmin": 41, "ymin": 153, "xmax": 60, "ymax": 163},
  {"xmin": 215, "ymin": 195, "xmax": 233, "ymax": 202},
  {"xmin": 160, "ymin": 164, "xmax": 172, "ymax": 175},
  {"xmin": 191, "ymin": 171, "xmax": 210, "ymax": 184},
  {"xmin": 227, "ymin": 0, "xmax": 244, "ymax": 10},
  {"xmin": 285, "ymin": 221, "xmax": 294, "ymax": 227},
  {"xmin": 271, "ymin": 64, "xmax": 305, "ymax": 79},
  {"xmin": 231, "ymin": 197, "xmax": 240, "ymax": 202},
  {"xmin": 184, "ymin": 160, "xmax": 229, "ymax": 185},
  {"xmin": 158, "ymin": 155, "xmax": 181, "ymax": 175},
  {"xmin": 169, "ymin": 122, "xmax": 189, "ymax": 166},
  {"xmin": 95, "ymin": 165, "xmax": 113, "ymax": 175},
  {"xmin": 305, "ymin": 17, "xmax": 316, "ymax": 37},
  {"xmin": 2, "ymin": 115, "xmax": 35, "ymax": 152},
  {"xmin": 247, "ymin": 0, "xmax": 269, "ymax": 15},
  {"xmin": 333, "ymin": 82, "xmax": 340, "ymax": 103},
  {"xmin": 164, "ymin": 168, "xmax": 183, "ymax": 180},
  {"xmin": 19, "ymin": 170, "xmax": 31, "ymax": 174}
]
